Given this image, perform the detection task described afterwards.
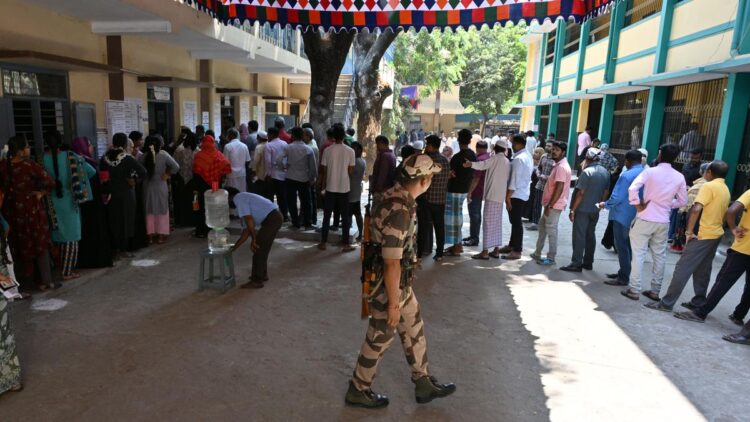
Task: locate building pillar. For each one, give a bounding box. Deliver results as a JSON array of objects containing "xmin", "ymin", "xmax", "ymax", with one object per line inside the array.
[
  {"xmin": 199, "ymin": 59, "xmax": 211, "ymax": 129},
  {"xmin": 567, "ymin": 99, "xmax": 581, "ymax": 165},
  {"xmin": 548, "ymin": 103, "xmax": 559, "ymax": 138},
  {"xmin": 642, "ymin": 86, "xmax": 668, "ymax": 159},
  {"xmin": 106, "ymin": 36, "xmax": 124, "ymax": 101},
  {"xmin": 732, "ymin": 0, "xmax": 750, "ymax": 55},
  {"xmin": 550, "ymin": 19, "xmax": 567, "ymax": 95},
  {"xmin": 535, "ymin": 33, "xmax": 548, "ymax": 102},
  {"xmin": 603, "ymin": 1, "xmax": 627, "ymax": 84},
  {"xmin": 715, "ymin": 73, "xmax": 750, "ymax": 190},
  {"xmin": 598, "ymin": 94, "xmax": 616, "ymax": 142},
  {"xmin": 654, "ymin": 0, "xmax": 677, "ymax": 73},
  {"xmin": 533, "ymin": 106, "xmax": 542, "ymax": 132}
]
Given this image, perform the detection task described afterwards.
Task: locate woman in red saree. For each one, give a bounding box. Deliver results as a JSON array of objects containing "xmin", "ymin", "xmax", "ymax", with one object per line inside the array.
[
  {"xmin": 188, "ymin": 135, "xmax": 231, "ymax": 238},
  {"xmin": 0, "ymin": 136, "xmax": 56, "ymax": 291}
]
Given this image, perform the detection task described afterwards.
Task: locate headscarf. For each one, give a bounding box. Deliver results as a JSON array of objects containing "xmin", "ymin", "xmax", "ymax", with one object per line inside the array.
[
  {"xmin": 192, "ymin": 135, "xmax": 231, "ymax": 186},
  {"xmin": 239, "ymin": 123, "xmax": 250, "ymax": 143},
  {"xmin": 71, "ymin": 136, "xmax": 97, "ymax": 166}
]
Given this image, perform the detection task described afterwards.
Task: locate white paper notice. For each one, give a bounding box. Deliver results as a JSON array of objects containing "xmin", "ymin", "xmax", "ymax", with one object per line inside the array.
[
  {"xmin": 202, "ymin": 111, "xmax": 210, "ymax": 127},
  {"xmin": 105, "ymin": 100, "xmax": 140, "ymax": 141},
  {"xmin": 183, "ymin": 101, "xmax": 197, "ymax": 129},
  {"xmin": 213, "ymin": 102, "xmax": 222, "ymax": 135},
  {"xmin": 240, "ymin": 99, "xmax": 250, "ymax": 125},
  {"xmin": 256, "ymin": 104, "xmax": 265, "ymax": 131}
]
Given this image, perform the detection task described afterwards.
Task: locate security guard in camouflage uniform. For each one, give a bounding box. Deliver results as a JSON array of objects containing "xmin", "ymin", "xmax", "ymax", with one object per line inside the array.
[{"xmin": 345, "ymin": 154, "xmax": 456, "ymax": 408}]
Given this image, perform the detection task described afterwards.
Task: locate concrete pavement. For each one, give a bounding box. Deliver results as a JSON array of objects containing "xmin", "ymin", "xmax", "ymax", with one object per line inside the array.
[{"xmin": 2, "ymin": 207, "xmax": 749, "ymax": 421}]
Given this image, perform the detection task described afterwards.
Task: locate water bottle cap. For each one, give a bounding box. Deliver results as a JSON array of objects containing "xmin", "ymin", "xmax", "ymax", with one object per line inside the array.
[{"xmin": 211, "ymin": 182, "xmax": 218, "ymax": 191}]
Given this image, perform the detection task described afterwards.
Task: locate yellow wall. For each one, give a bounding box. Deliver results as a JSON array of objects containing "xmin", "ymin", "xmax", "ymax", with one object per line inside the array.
[
  {"xmin": 123, "ymin": 37, "xmax": 196, "ymax": 80},
  {"xmin": 581, "ymin": 69, "xmax": 605, "ymax": 90},
  {"xmin": 583, "ymin": 41, "xmax": 608, "ymax": 73},
  {"xmin": 542, "ymin": 65, "xmax": 553, "ymax": 84},
  {"xmin": 540, "ymin": 85, "xmax": 552, "ymax": 99},
  {"xmin": 557, "ymin": 78, "xmax": 576, "ymax": 95},
  {"xmin": 559, "ymin": 54, "xmax": 578, "ymax": 79},
  {"xmin": 671, "ymin": 0, "xmax": 738, "ymax": 40},
  {"xmin": 526, "ymin": 41, "xmax": 540, "ymax": 88},
  {"xmin": 614, "ymin": 55, "xmax": 655, "ymax": 83},
  {"xmin": 0, "ymin": 0, "xmax": 105, "ymax": 63},
  {"xmin": 289, "ymin": 83, "xmax": 310, "ymax": 101},
  {"xmin": 69, "ymin": 73, "xmax": 109, "ymax": 127},
  {"xmin": 665, "ymin": 33, "xmax": 733, "ymax": 71},
  {"xmin": 617, "ymin": 15, "xmax": 660, "ymax": 58},
  {"xmin": 577, "ymin": 100, "xmax": 589, "ymax": 133}
]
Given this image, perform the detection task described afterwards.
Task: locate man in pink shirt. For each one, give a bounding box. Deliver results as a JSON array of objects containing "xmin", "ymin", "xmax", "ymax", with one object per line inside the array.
[
  {"xmin": 530, "ymin": 141, "xmax": 572, "ymax": 266},
  {"xmin": 576, "ymin": 126, "xmax": 592, "ymax": 156},
  {"xmin": 622, "ymin": 144, "xmax": 687, "ymax": 301}
]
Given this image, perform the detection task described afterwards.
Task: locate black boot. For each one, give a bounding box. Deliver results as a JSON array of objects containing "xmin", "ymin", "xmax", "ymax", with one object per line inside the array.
[
  {"xmin": 344, "ymin": 381, "xmax": 389, "ymax": 408},
  {"xmin": 414, "ymin": 376, "xmax": 456, "ymax": 404}
]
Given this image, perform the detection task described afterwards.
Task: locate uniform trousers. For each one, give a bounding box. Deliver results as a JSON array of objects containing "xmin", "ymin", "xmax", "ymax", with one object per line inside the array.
[
  {"xmin": 352, "ymin": 286, "xmax": 429, "ymax": 391},
  {"xmin": 660, "ymin": 238, "xmax": 721, "ymax": 308}
]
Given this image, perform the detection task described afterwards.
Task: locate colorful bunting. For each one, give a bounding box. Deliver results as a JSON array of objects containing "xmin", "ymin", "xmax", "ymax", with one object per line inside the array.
[{"xmin": 187, "ymin": 0, "xmax": 619, "ymax": 31}]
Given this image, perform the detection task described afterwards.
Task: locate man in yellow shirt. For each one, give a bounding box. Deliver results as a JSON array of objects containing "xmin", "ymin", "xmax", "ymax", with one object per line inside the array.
[
  {"xmin": 675, "ymin": 177, "xmax": 750, "ymax": 324},
  {"xmin": 646, "ymin": 161, "xmax": 730, "ymax": 312}
]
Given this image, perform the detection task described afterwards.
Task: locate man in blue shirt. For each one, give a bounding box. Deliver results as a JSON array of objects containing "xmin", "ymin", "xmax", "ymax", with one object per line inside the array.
[
  {"xmin": 229, "ymin": 189, "xmax": 282, "ymax": 289},
  {"xmin": 599, "ymin": 149, "xmax": 644, "ymax": 286}
]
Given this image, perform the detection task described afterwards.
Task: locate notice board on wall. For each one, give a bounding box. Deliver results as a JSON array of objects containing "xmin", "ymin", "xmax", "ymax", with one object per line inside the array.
[{"xmin": 105, "ymin": 100, "xmax": 141, "ymax": 140}]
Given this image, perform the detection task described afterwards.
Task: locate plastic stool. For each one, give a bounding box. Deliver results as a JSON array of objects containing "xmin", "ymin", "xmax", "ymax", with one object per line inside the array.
[{"xmin": 198, "ymin": 249, "xmax": 236, "ymax": 293}]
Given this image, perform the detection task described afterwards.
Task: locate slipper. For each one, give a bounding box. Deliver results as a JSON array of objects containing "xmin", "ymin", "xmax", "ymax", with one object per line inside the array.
[
  {"xmin": 722, "ymin": 334, "xmax": 750, "ymax": 345},
  {"xmin": 673, "ymin": 311, "xmax": 705, "ymax": 323},
  {"xmin": 501, "ymin": 254, "xmax": 521, "ymax": 260},
  {"xmin": 443, "ymin": 248, "xmax": 461, "ymax": 257},
  {"xmin": 342, "ymin": 245, "xmax": 356, "ymax": 253},
  {"xmin": 488, "ymin": 252, "xmax": 501, "ymax": 259},
  {"xmin": 240, "ymin": 281, "xmax": 264, "ymax": 289},
  {"xmin": 642, "ymin": 290, "xmax": 660, "ymax": 301},
  {"xmin": 471, "ymin": 253, "xmax": 490, "ymax": 260},
  {"xmin": 620, "ymin": 289, "xmax": 639, "ymax": 301}
]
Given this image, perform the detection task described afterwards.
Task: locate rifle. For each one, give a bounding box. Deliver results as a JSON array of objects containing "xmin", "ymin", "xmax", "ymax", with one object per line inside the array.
[{"xmin": 360, "ymin": 191, "xmax": 374, "ymax": 319}]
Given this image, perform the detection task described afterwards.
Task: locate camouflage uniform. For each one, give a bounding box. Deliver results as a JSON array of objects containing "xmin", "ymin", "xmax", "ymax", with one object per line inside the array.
[{"xmin": 352, "ymin": 185, "xmax": 429, "ymax": 391}]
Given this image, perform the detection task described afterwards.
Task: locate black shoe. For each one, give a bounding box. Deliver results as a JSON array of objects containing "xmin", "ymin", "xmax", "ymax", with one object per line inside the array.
[
  {"xmin": 433, "ymin": 254, "xmax": 443, "ymax": 262},
  {"xmin": 560, "ymin": 265, "xmax": 583, "ymax": 273},
  {"xmin": 462, "ymin": 236, "xmax": 472, "ymax": 242},
  {"xmin": 582, "ymin": 264, "xmax": 593, "ymax": 270},
  {"xmin": 604, "ymin": 279, "xmax": 628, "ymax": 286},
  {"xmin": 680, "ymin": 302, "xmax": 698, "ymax": 311},
  {"xmin": 345, "ymin": 382, "xmax": 389, "ymax": 409},
  {"xmin": 606, "ymin": 273, "xmax": 619, "ymax": 279},
  {"xmin": 462, "ymin": 239, "xmax": 479, "ymax": 247},
  {"xmin": 729, "ymin": 314, "xmax": 745, "ymax": 326},
  {"xmin": 414, "ymin": 376, "xmax": 456, "ymax": 404},
  {"xmin": 644, "ymin": 301, "xmax": 673, "ymax": 312}
]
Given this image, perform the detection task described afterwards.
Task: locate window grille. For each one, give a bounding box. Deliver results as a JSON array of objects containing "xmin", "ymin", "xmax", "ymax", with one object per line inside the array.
[
  {"xmin": 556, "ymin": 102, "xmax": 573, "ymax": 142},
  {"xmin": 610, "ymin": 90, "xmax": 650, "ymax": 157},
  {"xmin": 545, "ymin": 29, "xmax": 556, "ymax": 65},
  {"xmin": 589, "ymin": 13, "xmax": 611, "ymax": 43},
  {"xmin": 624, "ymin": 0, "xmax": 663, "ymax": 28},
  {"xmin": 563, "ymin": 23, "xmax": 581, "ymax": 56}
]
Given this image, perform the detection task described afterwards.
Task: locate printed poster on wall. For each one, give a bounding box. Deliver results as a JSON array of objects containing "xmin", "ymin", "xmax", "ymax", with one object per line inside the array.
[
  {"xmin": 105, "ymin": 100, "xmax": 140, "ymax": 141},
  {"xmin": 213, "ymin": 102, "xmax": 221, "ymax": 135},
  {"xmin": 182, "ymin": 101, "xmax": 197, "ymax": 130},
  {"xmin": 240, "ymin": 99, "xmax": 250, "ymax": 125},
  {"xmin": 202, "ymin": 112, "xmax": 210, "ymax": 127},
  {"xmin": 255, "ymin": 104, "xmax": 265, "ymax": 131}
]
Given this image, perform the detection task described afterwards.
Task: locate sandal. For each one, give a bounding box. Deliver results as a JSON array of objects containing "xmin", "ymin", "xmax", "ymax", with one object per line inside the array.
[
  {"xmin": 240, "ymin": 280, "xmax": 264, "ymax": 289},
  {"xmin": 642, "ymin": 290, "xmax": 660, "ymax": 301},
  {"xmin": 342, "ymin": 245, "xmax": 356, "ymax": 253},
  {"xmin": 10, "ymin": 383, "xmax": 23, "ymax": 392},
  {"xmin": 722, "ymin": 333, "xmax": 750, "ymax": 345},
  {"xmin": 488, "ymin": 252, "xmax": 501, "ymax": 259},
  {"xmin": 443, "ymin": 248, "xmax": 461, "ymax": 257},
  {"xmin": 471, "ymin": 253, "xmax": 490, "ymax": 260},
  {"xmin": 620, "ymin": 289, "xmax": 640, "ymax": 301}
]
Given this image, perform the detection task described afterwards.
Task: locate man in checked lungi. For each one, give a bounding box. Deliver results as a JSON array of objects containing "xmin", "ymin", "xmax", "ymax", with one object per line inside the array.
[
  {"xmin": 443, "ymin": 129, "xmax": 476, "ymax": 256},
  {"xmin": 464, "ymin": 138, "xmax": 511, "ymax": 259}
]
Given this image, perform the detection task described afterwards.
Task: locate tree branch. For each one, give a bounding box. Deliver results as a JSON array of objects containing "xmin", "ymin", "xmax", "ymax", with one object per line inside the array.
[{"xmin": 365, "ymin": 29, "xmax": 400, "ymax": 68}]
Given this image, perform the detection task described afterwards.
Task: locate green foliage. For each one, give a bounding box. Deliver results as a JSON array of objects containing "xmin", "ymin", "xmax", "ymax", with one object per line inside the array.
[
  {"xmin": 459, "ymin": 25, "xmax": 528, "ymax": 120},
  {"xmin": 393, "ymin": 28, "xmax": 475, "ymax": 97},
  {"xmin": 392, "ymin": 25, "xmax": 527, "ymax": 128}
]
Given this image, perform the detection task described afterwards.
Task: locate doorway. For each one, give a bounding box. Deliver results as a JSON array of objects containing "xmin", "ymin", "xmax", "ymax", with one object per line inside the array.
[
  {"xmin": 587, "ymin": 98, "xmax": 603, "ymax": 136},
  {"xmin": 147, "ymin": 86, "xmax": 174, "ymax": 143}
]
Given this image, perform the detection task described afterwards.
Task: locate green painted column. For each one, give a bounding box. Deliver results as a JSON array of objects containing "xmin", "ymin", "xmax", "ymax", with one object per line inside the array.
[
  {"xmin": 654, "ymin": 0, "xmax": 677, "ymax": 72},
  {"xmin": 548, "ymin": 103, "xmax": 560, "ymax": 137},
  {"xmin": 598, "ymin": 94, "xmax": 616, "ymax": 142},
  {"xmin": 534, "ymin": 33, "xmax": 548, "ymax": 133},
  {"xmin": 550, "ymin": 19, "xmax": 567, "ymax": 95},
  {"xmin": 731, "ymin": 0, "xmax": 750, "ymax": 55},
  {"xmin": 567, "ymin": 100, "xmax": 581, "ymax": 166},
  {"xmin": 603, "ymin": 1, "xmax": 627, "ymax": 84},
  {"xmin": 640, "ymin": 0, "xmax": 677, "ymax": 155},
  {"xmin": 715, "ymin": 73, "xmax": 750, "ymax": 191},
  {"xmin": 575, "ymin": 20, "xmax": 591, "ymax": 92},
  {"xmin": 642, "ymin": 86, "xmax": 668, "ymax": 158}
]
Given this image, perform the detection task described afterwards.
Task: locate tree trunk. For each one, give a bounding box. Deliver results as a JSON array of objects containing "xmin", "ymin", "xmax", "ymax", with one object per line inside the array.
[
  {"xmin": 352, "ymin": 30, "xmax": 399, "ymax": 174},
  {"xmin": 480, "ymin": 112, "xmax": 489, "ymax": 137},
  {"xmin": 302, "ymin": 30, "xmax": 355, "ymax": 146}
]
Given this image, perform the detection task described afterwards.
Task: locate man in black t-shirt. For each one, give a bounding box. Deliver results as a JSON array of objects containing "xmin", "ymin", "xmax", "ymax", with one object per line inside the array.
[{"xmin": 444, "ymin": 129, "xmax": 477, "ymax": 256}]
